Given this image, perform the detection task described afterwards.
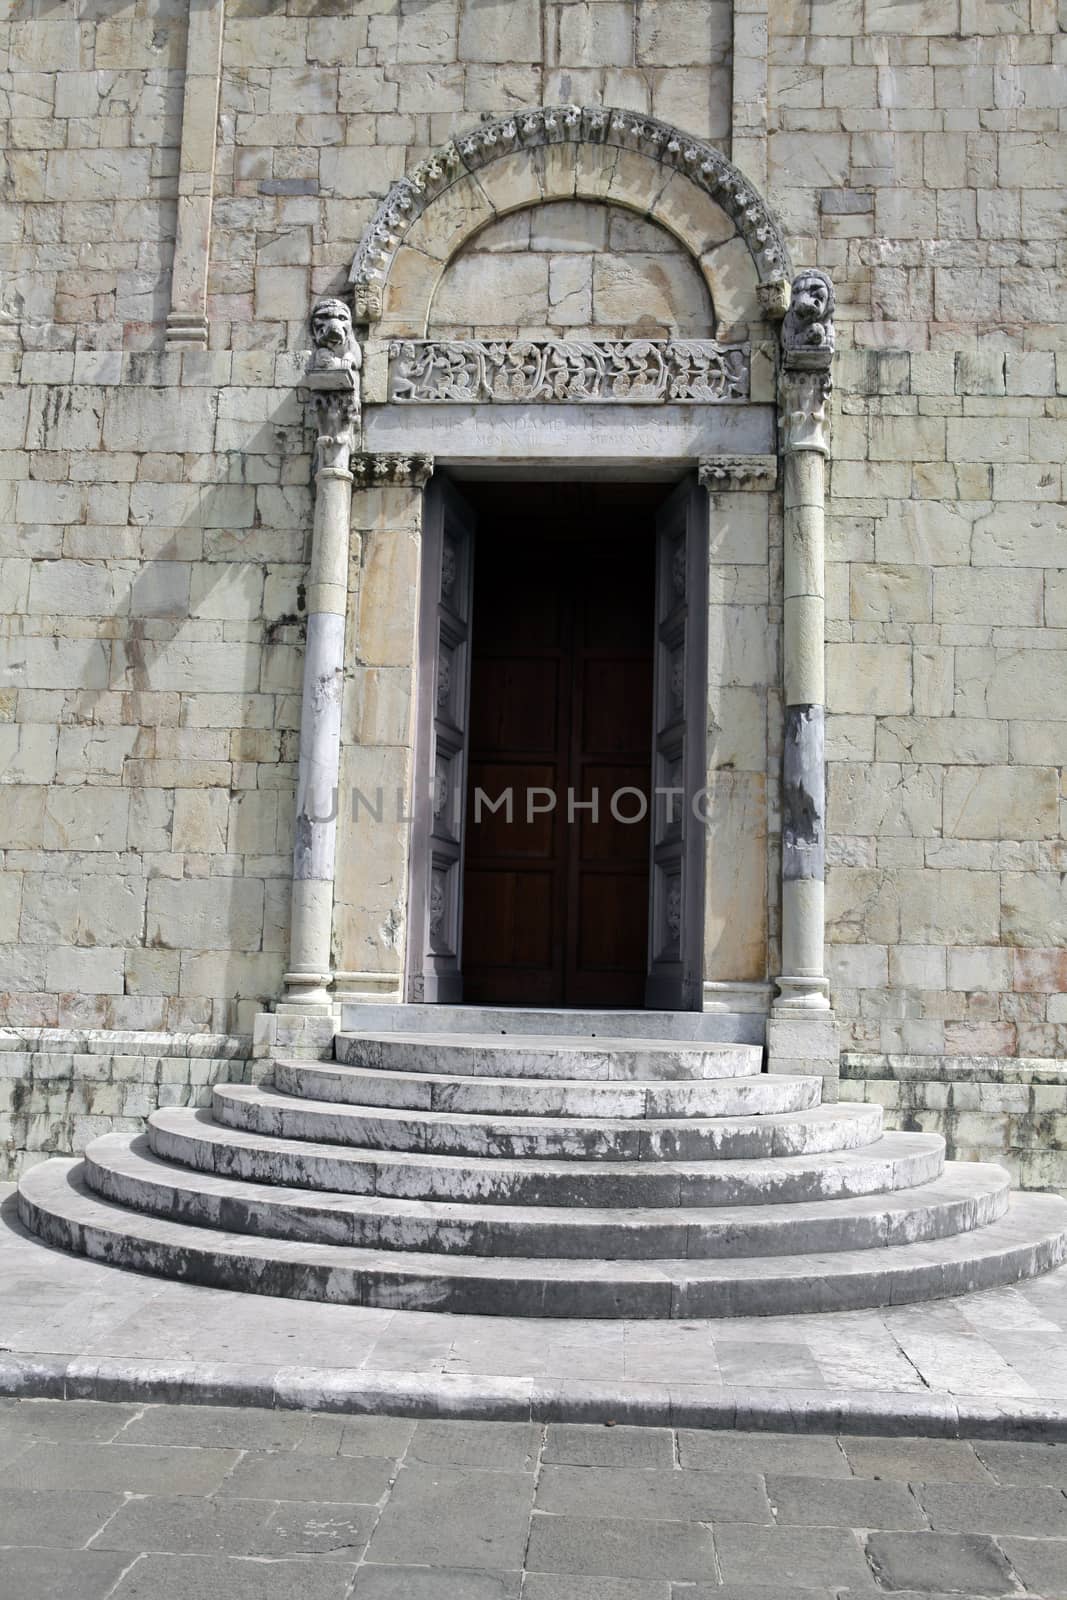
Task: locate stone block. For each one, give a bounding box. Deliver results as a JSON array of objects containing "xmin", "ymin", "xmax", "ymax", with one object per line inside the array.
[
  {"xmin": 971, "ymin": 503, "xmax": 1066, "ymax": 567},
  {"xmin": 593, "ymin": 252, "xmax": 712, "ymax": 336},
  {"xmin": 948, "ymin": 945, "xmax": 1011, "ymax": 991},
  {"xmin": 45, "ymin": 946, "xmax": 125, "ymax": 996},
  {"xmin": 637, "ymin": 1, "xmax": 731, "ymax": 65},
  {"xmin": 943, "ymin": 765, "xmax": 1059, "ymax": 840},
  {"xmin": 703, "ymin": 771, "xmax": 767, "ymax": 983},
  {"xmin": 430, "ymin": 252, "xmax": 548, "ymax": 331},
  {"xmin": 896, "ymin": 869, "xmax": 1001, "ymax": 944},
  {"xmin": 830, "ymin": 763, "xmax": 942, "ymax": 838},
  {"xmin": 1013, "ymin": 948, "xmax": 1067, "ymax": 993},
  {"xmin": 43, "ymin": 786, "xmax": 129, "ymax": 851},
  {"xmin": 104, "ymin": 387, "xmax": 216, "ymax": 453},
  {"xmin": 933, "ymin": 567, "xmax": 1042, "ymax": 626},
  {"xmin": 559, "ymin": 4, "xmax": 634, "ymax": 68},
  {"xmin": 826, "ymin": 644, "xmax": 911, "ymax": 715},
  {"xmin": 172, "ymin": 790, "xmax": 229, "ymax": 855},
  {"xmin": 850, "ymin": 564, "xmax": 931, "ymax": 622},
  {"xmin": 458, "ymin": 0, "xmax": 540, "ymax": 61},
  {"xmin": 1001, "ymin": 873, "xmax": 1067, "ymax": 947},
  {"xmin": 146, "ymin": 878, "xmax": 265, "ymax": 951}
]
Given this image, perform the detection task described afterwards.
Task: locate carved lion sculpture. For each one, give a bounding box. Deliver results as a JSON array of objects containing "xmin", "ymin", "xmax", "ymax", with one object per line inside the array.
[
  {"xmin": 783, "ymin": 268, "xmax": 835, "ymax": 357},
  {"xmin": 310, "ymin": 297, "xmax": 361, "ymax": 377}
]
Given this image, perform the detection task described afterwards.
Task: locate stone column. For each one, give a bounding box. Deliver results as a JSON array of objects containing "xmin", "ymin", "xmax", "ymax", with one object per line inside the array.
[
  {"xmin": 281, "ymin": 301, "xmax": 362, "ymax": 1014},
  {"xmin": 766, "ymin": 270, "xmax": 840, "ymax": 1091}
]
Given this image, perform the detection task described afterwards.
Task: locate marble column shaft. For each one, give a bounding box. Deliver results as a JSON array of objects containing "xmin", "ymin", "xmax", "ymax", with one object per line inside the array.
[
  {"xmin": 284, "ymin": 446, "xmax": 354, "ymax": 1011},
  {"xmin": 776, "ymin": 369, "xmax": 832, "ymax": 1014}
]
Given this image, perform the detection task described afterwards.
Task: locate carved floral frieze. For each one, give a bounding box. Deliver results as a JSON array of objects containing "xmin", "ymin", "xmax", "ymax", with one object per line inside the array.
[
  {"xmin": 388, "ymin": 339, "xmax": 749, "ymax": 405},
  {"xmin": 349, "ymin": 452, "xmax": 435, "ymax": 487},
  {"xmin": 698, "ymin": 455, "xmax": 778, "ymax": 490}
]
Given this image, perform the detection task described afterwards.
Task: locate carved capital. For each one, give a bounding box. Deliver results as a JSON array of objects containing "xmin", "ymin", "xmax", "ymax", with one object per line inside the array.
[
  {"xmin": 778, "ymin": 368, "xmax": 832, "ymax": 455},
  {"xmin": 311, "ymin": 391, "xmax": 359, "ymax": 474},
  {"xmin": 350, "ymin": 452, "xmax": 435, "ymax": 488},
  {"xmin": 757, "ymin": 278, "xmax": 790, "ymax": 320},
  {"xmin": 699, "ymin": 454, "xmax": 778, "ymax": 490},
  {"xmin": 352, "ymin": 282, "xmax": 383, "ymax": 324}
]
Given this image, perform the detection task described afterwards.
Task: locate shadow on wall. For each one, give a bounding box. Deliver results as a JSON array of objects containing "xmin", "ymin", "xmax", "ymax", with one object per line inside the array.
[{"xmin": 1, "ymin": 363, "xmax": 316, "ymax": 1035}]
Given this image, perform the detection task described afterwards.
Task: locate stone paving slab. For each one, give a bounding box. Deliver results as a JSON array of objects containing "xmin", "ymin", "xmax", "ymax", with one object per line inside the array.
[
  {"xmin": 1, "ymin": 1398, "xmax": 1066, "ymax": 1599},
  {"xmin": 4, "ymin": 1187, "xmax": 1067, "ymax": 1440}
]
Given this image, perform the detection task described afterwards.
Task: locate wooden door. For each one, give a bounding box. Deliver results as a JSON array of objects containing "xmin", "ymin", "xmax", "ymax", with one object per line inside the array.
[
  {"xmin": 407, "ymin": 477, "xmax": 476, "ymax": 1002},
  {"xmin": 461, "ymin": 501, "xmax": 654, "ymax": 1007},
  {"xmin": 646, "ymin": 475, "xmax": 708, "ymax": 1011}
]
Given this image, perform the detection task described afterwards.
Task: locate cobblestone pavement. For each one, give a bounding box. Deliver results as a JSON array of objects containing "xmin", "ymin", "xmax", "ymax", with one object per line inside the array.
[
  {"xmin": 4, "ymin": 1188, "xmax": 1067, "ymax": 1433},
  {"xmin": 2, "ymin": 1398, "xmax": 1067, "ymax": 1598}
]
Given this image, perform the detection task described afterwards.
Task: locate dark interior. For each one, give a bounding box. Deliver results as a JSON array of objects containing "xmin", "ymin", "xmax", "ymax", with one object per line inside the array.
[{"xmin": 459, "ymin": 482, "xmax": 666, "ymax": 1008}]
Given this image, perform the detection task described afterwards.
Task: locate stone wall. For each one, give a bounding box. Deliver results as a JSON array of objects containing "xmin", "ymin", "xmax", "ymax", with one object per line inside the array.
[
  {"xmin": 0, "ymin": 0, "xmax": 1064, "ymax": 1080},
  {"xmin": 0, "ymin": 350, "xmax": 307, "ymax": 1037},
  {"xmin": 0, "ymin": 1027, "xmax": 253, "ymax": 1179},
  {"xmin": 841, "ymin": 1054, "xmax": 1067, "ymax": 1194},
  {"xmin": 427, "ymin": 200, "xmax": 714, "ymax": 338}
]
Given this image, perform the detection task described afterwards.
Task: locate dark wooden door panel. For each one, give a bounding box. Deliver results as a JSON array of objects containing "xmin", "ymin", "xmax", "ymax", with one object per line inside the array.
[{"xmin": 462, "ymin": 492, "xmax": 655, "ymax": 1007}]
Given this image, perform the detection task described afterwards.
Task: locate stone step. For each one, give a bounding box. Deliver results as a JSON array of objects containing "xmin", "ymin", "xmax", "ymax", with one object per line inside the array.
[
  {"xmin": 338, "ymin": 1003, "xmax": 765, "ymax": 1046},
  {"xmin": 83, "ymin": 1133, "xmax": 1012, "ymax": 1261},
  {"xmin": 211, "ymin": 1083, "xmax": 883, "ymax": 1163},
  {"xmin": 274, "ymin": 1059, "xmax": 822, "ymax": 1120},
  {"xmin": 148, "ymin": 1108, "xmax": 945, "ymax": 1208},
  {"xmin": 19, "ymin": 1158, "xmax": 1067, "ymax": 1319},
  {"xmin": 333, "ymin": 1032, "xmax": 762, "ymax": 1082}
]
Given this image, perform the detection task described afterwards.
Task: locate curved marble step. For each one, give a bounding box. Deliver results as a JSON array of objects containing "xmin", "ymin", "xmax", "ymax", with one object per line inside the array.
[
  {"xmin": 212, "ymin": 1083, "xmax": 883, "ymax": 1163},
  {"xmin": 274, "ymin": 1059, "xmax": 821, "ymax": 1120},
  {"xmin": 84, "ymin": 1133, "xmax": 1011, "ymax": 1261},
  {"xmin": 148, "ymin": 1108, "xmax": 945, "ymax": 1208},
  {"xmin": 19, "ymin": 1159, "xmax": 1067, "ymax": 1319},
  {"xmin": 334, "ymin": 1032, "xmax": 762, "ymax": 1082}
]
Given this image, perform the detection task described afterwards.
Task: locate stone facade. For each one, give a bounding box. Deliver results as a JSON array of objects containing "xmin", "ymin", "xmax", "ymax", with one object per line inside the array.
[{"xmin": 0, "ymin": 2, "xmax": 1065, "ymax": 1174}]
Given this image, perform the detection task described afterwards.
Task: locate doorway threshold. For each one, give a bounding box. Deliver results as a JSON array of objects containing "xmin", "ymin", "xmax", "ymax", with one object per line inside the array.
[{"xmin": 337, "ymin": 1002, "xmax": 765, "ymax": 1046}]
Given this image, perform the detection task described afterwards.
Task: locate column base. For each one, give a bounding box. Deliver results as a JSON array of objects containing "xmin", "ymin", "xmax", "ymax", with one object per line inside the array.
[
  {"xmin": 280, "ymin": 970, "xmax": 334, "ymax": 1014},
  {"xmin": 772, "ymin": 973, "xmax": 831, "ymax": 1012},
  {"xmin": 765, "ymin": 1010, "xmax": 840, "ymax": 1102},
  {"xmin": 165, "ymin": 311, "xmax": 209, "ymax": 350}
]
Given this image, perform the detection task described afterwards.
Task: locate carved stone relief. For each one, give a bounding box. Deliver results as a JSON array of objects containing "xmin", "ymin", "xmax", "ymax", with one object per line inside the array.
[
  {"xmin": 698, "ymin": 454, "xmax": 778, "ymax": 490},
  {"xmin": 306, "ymin": 298, "xmax": 361, "ymax": 473},
  {"xmin": 388, "ymin": 339, "xmax": 749, "ymax": 405},
  {"xmin": 781, "ymin": 269, "xmax": 836, "ymax": 363},
  {"xmin": 778, "ymin": 269, "xmax": 835, "ymax": 456},
  {"xmin": 348, "ymin": 452, "xmax": 435, "ymax": 487},
  {"xmin": 349, "ymin": 106, "xmax": 792, "ymax": 316}
]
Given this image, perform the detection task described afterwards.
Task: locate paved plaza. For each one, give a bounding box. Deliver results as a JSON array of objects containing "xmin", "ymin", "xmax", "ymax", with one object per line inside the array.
[{"xmin": 2, "ymin": 1398, "xmax": 1067, "ymax": 1598}]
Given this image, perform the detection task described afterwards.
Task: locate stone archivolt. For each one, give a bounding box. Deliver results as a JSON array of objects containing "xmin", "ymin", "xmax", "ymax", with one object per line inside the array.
[
  {"xmin": 388, "ymin": 338, "xmax": 750, "ymax": 405},
  {"xmin": 349, "ymin": 105, "xmax": 792, "ymax": 317}
]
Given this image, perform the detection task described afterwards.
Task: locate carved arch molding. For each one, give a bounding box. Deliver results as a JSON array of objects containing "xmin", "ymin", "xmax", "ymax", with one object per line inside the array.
[{"xmin": 347, "ymin": 106, "xmax": 793, "ymax": 336}]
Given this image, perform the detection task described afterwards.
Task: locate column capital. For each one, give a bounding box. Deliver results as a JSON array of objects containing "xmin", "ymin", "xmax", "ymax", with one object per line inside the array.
[
  {"xmin": 350, "ymin": 452, "xmax": 435, "ymax": 488},
  {"xmin": 305, "ymin": 297, "xmax": 363, "ymax": 474},
  {"xmin": 698, "ymin": 454, "xmax": 778, "ymax": 491}
]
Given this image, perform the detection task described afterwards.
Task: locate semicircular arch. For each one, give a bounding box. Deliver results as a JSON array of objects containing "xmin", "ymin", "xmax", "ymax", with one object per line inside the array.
[{"xmin": 348, "ymin": 107, "xmax": 792, "ymax": 339}]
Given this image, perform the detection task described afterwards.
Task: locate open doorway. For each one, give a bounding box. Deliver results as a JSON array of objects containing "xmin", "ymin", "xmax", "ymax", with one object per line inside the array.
[
  {"xmin": 461, "ymin": 484, "xmax": 659, "ymax": 1007},
  {"xmin": 407, "ymin": 474, "xmax": 707, "ymax": 1011}
]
